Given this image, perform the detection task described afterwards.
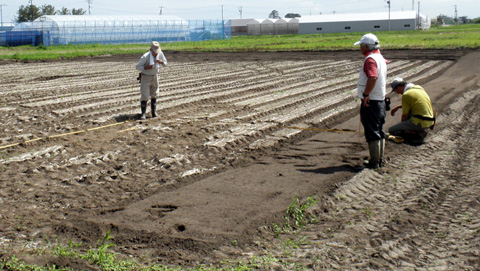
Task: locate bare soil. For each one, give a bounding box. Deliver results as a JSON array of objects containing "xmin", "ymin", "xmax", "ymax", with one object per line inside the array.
[{"xmin": 0, "ymin": 49, "xmax": 479, "ymax": 270}]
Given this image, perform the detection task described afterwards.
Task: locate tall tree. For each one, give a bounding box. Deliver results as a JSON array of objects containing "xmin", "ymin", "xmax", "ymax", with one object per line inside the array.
[
  {"xmin": 269, "ymin": 10, "xmax": 280, "ymax": 19},
  {"xmin": 41, "ymin": 4, "xmax": 56, "ymax": 15},
  {"xmin": 285, "ymin": 13, "xmax": 301, "ymax": 18},
  {"xmin": 15, "ymin": 4, "xmax": 41, "ymax": 22},
  {"xmin": 15, "ymin": 4, "xmax": 87, "ymax": 23},
  {"xmin": 57, "ymin": 7, "xmax": 71, "ymax": 15},
  {"xmin": 72, "ymin": 8, "xmax": 87, "ymax": 15}
]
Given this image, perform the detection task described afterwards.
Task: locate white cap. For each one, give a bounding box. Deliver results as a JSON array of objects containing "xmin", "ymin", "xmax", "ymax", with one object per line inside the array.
[
  {"xmin": 354, "ymin": 33, "xmax": 380, "ymax": 46},
  {"xmin": 390, "ymin": 77, "xmax": 405, "ymax": 91},
  {"xmin": 150, "ymin": 41, "xmax": 161, "ymax": 54}
]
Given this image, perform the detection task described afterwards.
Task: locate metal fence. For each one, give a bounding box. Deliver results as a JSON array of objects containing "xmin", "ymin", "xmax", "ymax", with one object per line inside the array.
[{"xmin": 0, "ymin": 19, "xmax": 231, "ymax": 47}]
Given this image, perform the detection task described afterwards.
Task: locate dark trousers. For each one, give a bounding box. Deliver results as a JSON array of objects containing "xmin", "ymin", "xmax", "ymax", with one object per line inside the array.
[{"xmin": 360, "ymin": 100, "xmax": 386, "ymax": 142}]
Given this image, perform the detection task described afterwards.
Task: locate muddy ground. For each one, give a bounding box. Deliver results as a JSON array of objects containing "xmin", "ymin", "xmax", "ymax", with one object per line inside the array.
[{"xmin": 0, "ymin": 49, "xmax": 479, "ymax": 270}]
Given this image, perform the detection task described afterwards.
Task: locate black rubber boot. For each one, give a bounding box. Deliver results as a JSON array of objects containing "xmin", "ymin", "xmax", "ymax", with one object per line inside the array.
[
  {"xmin": 151, "ymin": 98, "xmax": 157, "ymax": 118},
  {"xmin": 140, "ymin": 101, "xmax": 147, "ymax": 120},
  {"xmin": 379, "ymin": 138, "xmax": 385, "ymax": 167},
  {"xmin": 365, "ymin": 140, "xmax": 381, "ymax": 169}
]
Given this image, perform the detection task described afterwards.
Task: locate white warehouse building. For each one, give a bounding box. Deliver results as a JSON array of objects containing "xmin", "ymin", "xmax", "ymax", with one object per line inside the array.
[{"xmin": 298, "ymin": 11, "xmax": 430, "ymax": 34}]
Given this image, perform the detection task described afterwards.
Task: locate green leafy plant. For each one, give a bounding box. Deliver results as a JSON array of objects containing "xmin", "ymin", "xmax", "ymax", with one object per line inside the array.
[
  {"xmin": 285, "ymin": 196, "xmax": 318, "ymax": 228},
  {"xmin": 54, "ymin": 240, "xmax": 81, "ymax": 257},
  {"xmin": 273, "ymin": 196, "xmax": 318, "ymax": 236},
  {"xmin": 0, "ymin": 256, "xmax": 61, "ymax": 271},
  {"xmin": 361, "ymin": 207, "xmax": 375, "ymax": 218},
  {"xmin": 82, "ymin": 230, "xmax": 137, "ymax": 270}
]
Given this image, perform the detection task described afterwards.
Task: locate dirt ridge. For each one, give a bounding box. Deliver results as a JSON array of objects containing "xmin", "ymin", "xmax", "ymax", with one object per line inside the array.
[{"xmin": 1, "ymin": 49, "xmax": 479, "ymax": 269}]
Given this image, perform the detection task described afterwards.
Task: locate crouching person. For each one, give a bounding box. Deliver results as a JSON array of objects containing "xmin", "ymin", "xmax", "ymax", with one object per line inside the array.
[
  {"xmin": 388, "ymin": 78, "xmax": 435, "ymax": 144},
  {"xmin": 135, "ymin": 41, "xmax": 168, "ymax": 120}
]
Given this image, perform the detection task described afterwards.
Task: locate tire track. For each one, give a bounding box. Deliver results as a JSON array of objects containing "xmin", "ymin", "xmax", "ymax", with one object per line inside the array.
[{"xmin": 251, "ymin": 86, "xmax": 480, "ymax": 270}]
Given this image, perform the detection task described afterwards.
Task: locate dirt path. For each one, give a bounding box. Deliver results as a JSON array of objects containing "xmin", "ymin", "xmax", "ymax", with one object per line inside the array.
[
  {"xmin": 0, "ymin": 49, "xmax": 479, "ymax": 269},
  {"xmin": 230, "ymin": 83, "xmax": 480, "ymax": 270},
  {"xmin": 210, "ymin": 50, "xmax": 480, "ymax": 270}
]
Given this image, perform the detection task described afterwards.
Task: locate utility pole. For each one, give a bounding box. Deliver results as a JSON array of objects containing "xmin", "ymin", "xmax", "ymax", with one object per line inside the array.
[
  {"xmin": 454, "ymin": 5, "xmax": 458, "ymax": 25},
  {"xmin": 221, "ymin": 5, "xmax": 224, "ymax": 22},
  {"xmin": 86, "ymin": 0, "xmax": 92, "ymax": 15},
  {"xmin": 159, "ymin": 6, "xmax": 163, "ymax": 15},
  {"xmin": 0, "ymin": 4, "xmax": 6, "ymax": 30},
  {"xmin": 387, "ymin": 0, "xmax": 391, "ymax": 31},
  {"xmin": 412, "ymin": 0, "xmax": 414, "ymax": 10},
  {"xmin": 417, "ymin": 1, "xmax": 420, "ymax": 29},
  {"xmin": 30, "ymin": 0, "xmax": 33, "ymax": 22},
  {"xmin": 238, "ymin": 6, "xmax": 242, "ymax": 19}
]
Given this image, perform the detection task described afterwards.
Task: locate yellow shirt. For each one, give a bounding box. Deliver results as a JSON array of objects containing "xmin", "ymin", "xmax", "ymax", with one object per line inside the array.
[{"xmin": 402, "ymin": 85, "xmax": 434, "ymax": 128}]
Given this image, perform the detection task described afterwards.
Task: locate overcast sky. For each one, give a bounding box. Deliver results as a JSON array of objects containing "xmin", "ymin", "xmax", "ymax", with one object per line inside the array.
[{"xmin": 1, "ymin": 0, "xmax": 478, "ymax": 24}]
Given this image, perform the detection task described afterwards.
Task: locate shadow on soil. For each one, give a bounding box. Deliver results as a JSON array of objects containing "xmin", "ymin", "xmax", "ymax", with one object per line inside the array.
[{"xmin": 297, "ymin": 164, "xmax": 360, "ymax": 174}]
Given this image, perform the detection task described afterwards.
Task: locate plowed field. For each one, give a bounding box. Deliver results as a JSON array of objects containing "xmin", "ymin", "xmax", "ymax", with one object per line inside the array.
[{"xmin": 1, "ymin": 49, "xmax": 479, "ymax": 270}]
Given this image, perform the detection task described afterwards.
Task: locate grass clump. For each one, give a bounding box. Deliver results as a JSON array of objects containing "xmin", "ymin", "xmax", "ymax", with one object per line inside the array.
[
  {"xmin": 0, "ymin": 256, "xmax": 63, "ymax": 271},
  {"xmin": 0, "ymin": 229, "xmax": 299, "ymax": 271},
  {"xmin": 273, "ymin": 196, "xmax": 318, "ymax": 237}
]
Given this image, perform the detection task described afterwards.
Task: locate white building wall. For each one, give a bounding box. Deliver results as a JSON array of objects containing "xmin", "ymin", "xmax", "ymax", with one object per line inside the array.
[{"xmin": 299, "ymin": 18, "xmax": 417, "ymax": 34}]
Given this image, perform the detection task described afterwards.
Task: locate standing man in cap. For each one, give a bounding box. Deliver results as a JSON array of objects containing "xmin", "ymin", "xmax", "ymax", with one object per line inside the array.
[
  {"xmin": 136, "ymin": 41, "xmax": 168, "ymax": 120},
  {"xmin": 354, "ymin": 33, "xmax": 388, "ymax": 169},
  {"xmin": 388, "ymin": 77, "xmax": 435, "ymax": 143}
]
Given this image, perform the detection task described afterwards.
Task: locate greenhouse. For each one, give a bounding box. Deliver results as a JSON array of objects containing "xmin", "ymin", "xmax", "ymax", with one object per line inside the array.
[
  {"xmin": 1, "ymin": 15, "xmax": 231, "ymax": 46},
  {"xmin": 245, "ymin": 18, "xmax": 300, "ymax": 36}
]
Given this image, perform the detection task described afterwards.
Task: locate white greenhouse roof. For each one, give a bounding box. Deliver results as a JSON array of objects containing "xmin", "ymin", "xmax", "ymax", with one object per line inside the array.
[
  {"xmin": 246, "ymin": 19, "xmax": 264, "ymax": 25},
  {"xmin": 37, "ymin": 15, "xmax": 187, "ymax": 23},
  {"xmin": 228, "ymin": 19, "xmax": 257, "ymax": 27},
  {"xmin": 300, "ymin": 11, "xmax": 418, "ymax": 23},
  {"xmin": 13, "ymin": 15, "xmax": 189, "ymax": 31}
]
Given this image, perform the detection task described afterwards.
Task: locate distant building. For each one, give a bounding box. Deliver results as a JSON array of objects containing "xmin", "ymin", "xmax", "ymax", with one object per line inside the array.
[
  {"xmin": 0, "ymin": 22, "xmax": 14, "ymax": 31},
  {"xmin": 229, "ymin": 11, "xmax": 430, "ymax": 37},
  {"xmin": 229, "ymin": 18, "xmax": 298, "ymax": 36},
  {"xmin": 229, "ymin": 19, "xmax": 255, "ymax": 36},
  {"xmin": 298, "ymin": 11, "xmax": 430, "ymax": 34}
]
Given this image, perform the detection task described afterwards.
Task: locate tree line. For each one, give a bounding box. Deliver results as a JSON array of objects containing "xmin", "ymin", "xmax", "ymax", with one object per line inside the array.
[{"xmin": 15, "ymin": 4, "xmax": 86, "ymax": 23}]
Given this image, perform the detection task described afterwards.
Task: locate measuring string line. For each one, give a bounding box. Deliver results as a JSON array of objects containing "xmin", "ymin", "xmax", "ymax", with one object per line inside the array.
[
  {"xmin": 285, "ymin": 126, "xmax": 362, "ymax": 134},
  {"xmin": 0, "ymin": 120, "xmax": 134, "ymax": 150},
  {"xmin": 0, "ymin": 122, "xmax": 362, "ymax": 151}
]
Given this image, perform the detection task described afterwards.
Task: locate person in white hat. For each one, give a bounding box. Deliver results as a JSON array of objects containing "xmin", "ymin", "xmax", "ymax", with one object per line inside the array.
[
  {"xmin": 354, "ymin": 33, "xmax": 388, "ymax": 169},
  {"xmin": 135, "ymin": 41, "xmax": 168, "ymax": 120},
  {"xmin": 388, "ymin": 77, "xmax": 435, "ymax": 143}
]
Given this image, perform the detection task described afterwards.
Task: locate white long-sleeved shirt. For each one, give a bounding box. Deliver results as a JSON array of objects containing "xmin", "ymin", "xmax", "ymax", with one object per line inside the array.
[{"xmin": 135, "ymin": 50, "xmax": 168, "ymax": 75}]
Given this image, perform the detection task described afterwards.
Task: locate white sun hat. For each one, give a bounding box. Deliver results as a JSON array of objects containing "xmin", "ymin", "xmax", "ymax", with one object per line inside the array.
[
  {"xmin": 150, "ymin": 41, "xmax": 161, "ymax": 54},
  {"xmin": 354, "ymin": 33, "xmax": 380, "ymax": 46}
]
